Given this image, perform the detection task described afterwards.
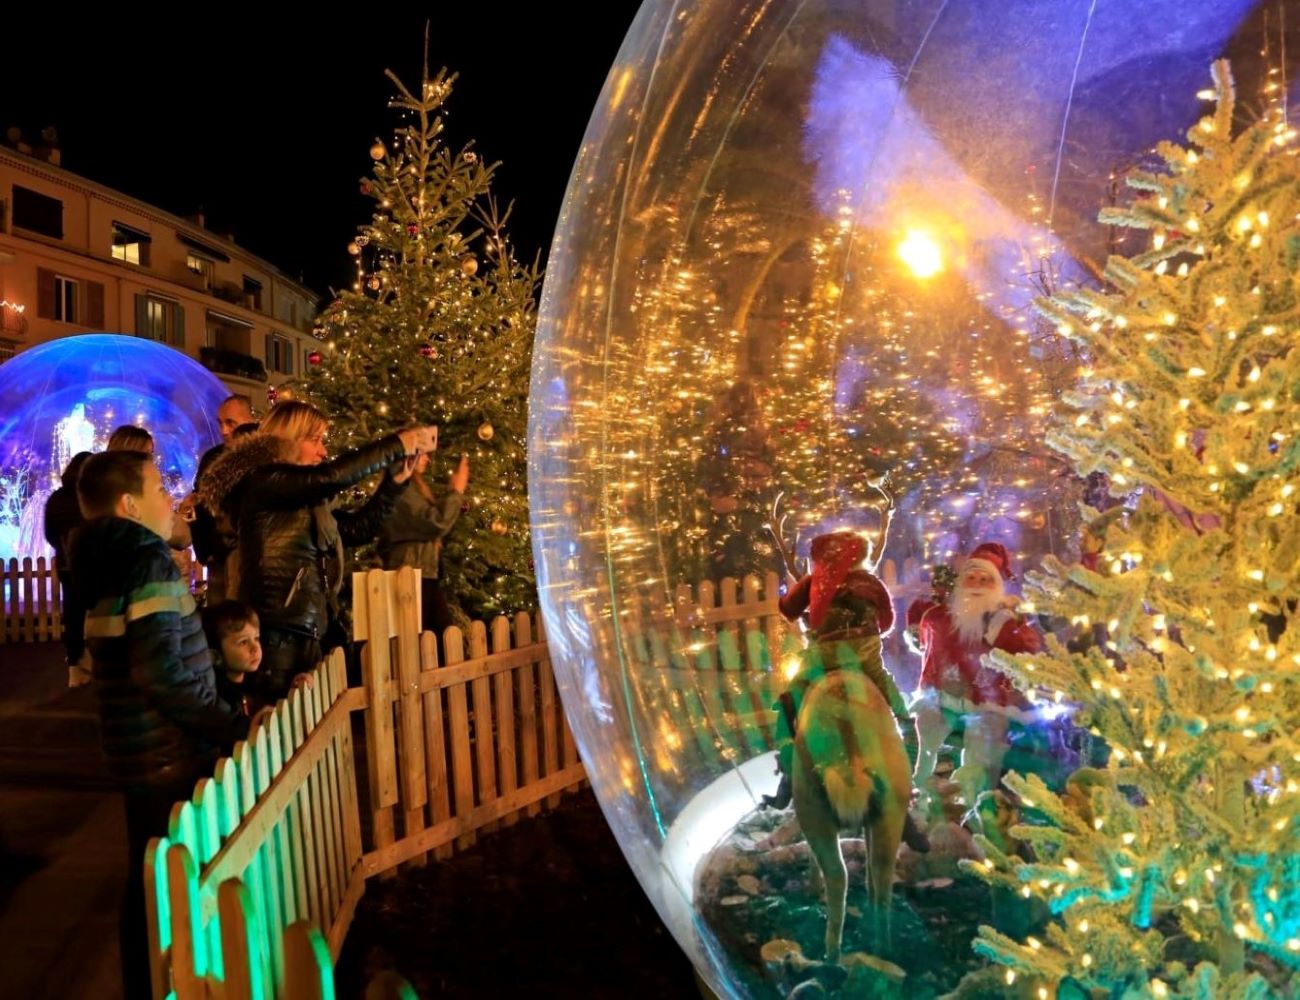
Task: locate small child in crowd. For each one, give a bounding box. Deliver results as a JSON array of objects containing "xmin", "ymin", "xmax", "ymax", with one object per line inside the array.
[{"xmin": 202, "ymin": 600, "xmax": 264, "ymax": 717}]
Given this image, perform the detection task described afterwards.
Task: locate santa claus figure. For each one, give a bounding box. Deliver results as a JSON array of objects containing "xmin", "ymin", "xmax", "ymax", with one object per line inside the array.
[{"xmin": 906, "ymin": 542, "xmax": 1041, "ymax": 819}]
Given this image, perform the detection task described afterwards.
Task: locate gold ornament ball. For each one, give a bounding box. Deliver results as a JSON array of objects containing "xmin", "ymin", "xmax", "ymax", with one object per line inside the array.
[
  {"xmin": 477, "ymin": 421, "xmax": 494, "ymax": 442},
  {"xmin": 367, "ymin": 276, "xmax": 381, "ymax": 291},
  {"xmin": 369, "ymin": 140, "xmax": 386, "ymax": 161},
  {"xmin": 347, "ymin": 241, "xmax": 361, "ymax": 256},
  {"xmin": 461, "ymin": 257, "xmax": 478, "ymax": 277},
  {"xmin": 491, "ymin": 521, "xmax": 508, "ymax": 536}
]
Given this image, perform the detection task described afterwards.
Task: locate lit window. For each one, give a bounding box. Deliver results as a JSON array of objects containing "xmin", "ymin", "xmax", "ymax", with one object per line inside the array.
[{"xmin": 111, "ymin": 223, "xmax": 150, "ymax": 265}]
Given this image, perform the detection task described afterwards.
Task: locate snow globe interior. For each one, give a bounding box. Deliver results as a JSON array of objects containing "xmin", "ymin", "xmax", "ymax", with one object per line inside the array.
[
  {"xmin": 0, "ymin": 334, "xmax": 229, "ymax": 564},
  {"xmin": 528, "ymin": 2, "xmax": 1292, "ymax": 996}
]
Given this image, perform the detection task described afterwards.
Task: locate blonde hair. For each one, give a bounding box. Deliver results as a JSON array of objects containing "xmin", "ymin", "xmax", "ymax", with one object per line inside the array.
[
  {"xmin": 107, "ymin": 425, "xmax": 154, "ymax": 452},
  {"xmin": 260, "ymin": 400, "xmax": 328, "ymax": 444}
]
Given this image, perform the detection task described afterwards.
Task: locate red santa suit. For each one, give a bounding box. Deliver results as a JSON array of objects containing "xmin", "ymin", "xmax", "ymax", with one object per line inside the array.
[
  {"xmin": 906, "ymin": 542, "xmax": 1042, "ymax": 819},
  {"xmin": 909, "ymin": 599, "xmax": 1040, "ymax": 711}
]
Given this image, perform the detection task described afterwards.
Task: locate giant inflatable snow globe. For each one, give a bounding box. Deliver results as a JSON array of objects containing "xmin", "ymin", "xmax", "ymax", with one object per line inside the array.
[
  {"xmin": 0, "ymin": 334, "xmax": 229, "ymax": 563},
  {"xmin": 529, "ymin": 2, "xmax": 1297, "ymax": 996}
]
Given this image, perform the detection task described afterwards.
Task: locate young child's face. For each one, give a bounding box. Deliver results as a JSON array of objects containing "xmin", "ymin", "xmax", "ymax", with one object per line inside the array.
[{"xmin": 220, "ymin": 622, "xmax": 262, "ymax": 674}]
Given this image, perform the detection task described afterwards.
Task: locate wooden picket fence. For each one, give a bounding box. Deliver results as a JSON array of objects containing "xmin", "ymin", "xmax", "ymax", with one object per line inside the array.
[
  {"xmin": 147, "ymin": 567, "xmax": 585, "ymax": 999},
  {"xmin": 1, "ymin": 555, "xmax": 209, "ymax": 644},
  {"xmin": 145, "ymin": 651, "xmax": 363, "ymax": 999},
  {"xmin": 1, "ymin": 556, "xmax": 63, "ymax": 643},
  {"xmin": 144, "ymin": 559, "xmax": 926, "ymax": 997}
]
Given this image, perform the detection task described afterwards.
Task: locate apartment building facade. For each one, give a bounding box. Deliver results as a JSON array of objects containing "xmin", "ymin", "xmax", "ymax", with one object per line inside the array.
[{"xmin": 0, "ymin": 144, "xmax": 320, "ymax": 403}]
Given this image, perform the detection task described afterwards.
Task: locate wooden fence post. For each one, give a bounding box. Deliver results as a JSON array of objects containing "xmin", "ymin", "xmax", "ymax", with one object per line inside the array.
[
  {"xmin": 357, "ymin": 569, "xmax": 399, "ymax": 877},
  {"xmin": 491, "ymin": 616, "xmax": 519, "ymax": 828},
  {"xmin": 392, "ymin": 567, "xmax": 428, "ymax": 866},
  {"xmin": 443, "ymin": 626, "xmax": 476, "ymax": 850},
  {"xmin": 282, "ymin": 921, "xmax": 333, "ymax": 1000},
  {"xmin": 515, "ymin": 612, "xmax": 541, "ymax": 819}
]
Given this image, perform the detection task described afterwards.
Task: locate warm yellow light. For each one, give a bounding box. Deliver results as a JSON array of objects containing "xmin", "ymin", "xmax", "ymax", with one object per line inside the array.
[{"xmin": 896, "ymin": 229, "xmax": 943, "ymax": 278}]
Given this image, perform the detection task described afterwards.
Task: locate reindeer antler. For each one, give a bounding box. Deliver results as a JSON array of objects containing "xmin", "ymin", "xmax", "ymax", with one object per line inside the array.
[
  {"xmin": 867, "ymin": 472, "xmax": 896, "ymax": 574},
  {"xmin": 765, "ymin": 491, "xmax": 801, "ymax": 582}
]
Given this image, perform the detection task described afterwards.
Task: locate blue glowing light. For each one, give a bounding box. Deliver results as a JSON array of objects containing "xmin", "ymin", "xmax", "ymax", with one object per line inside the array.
[{"xmin": 0, "ymin": 334, "xmax": 230, "ymax": 563}]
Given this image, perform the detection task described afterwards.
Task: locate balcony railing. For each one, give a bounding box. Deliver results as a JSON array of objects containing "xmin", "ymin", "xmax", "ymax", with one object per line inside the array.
[
  {"xmin": 200, "ymin": 345, "xmax": 266, "ymax": 382},
  {"xmin": 0, "ymin": 308, "xmax": 27, "ymax": 337}
]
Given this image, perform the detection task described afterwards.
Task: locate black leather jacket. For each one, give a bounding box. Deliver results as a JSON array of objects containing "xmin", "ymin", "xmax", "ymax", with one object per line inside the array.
[{"xmin": 202, "ymin": 432, "xmax": 409, "ymax": 639}]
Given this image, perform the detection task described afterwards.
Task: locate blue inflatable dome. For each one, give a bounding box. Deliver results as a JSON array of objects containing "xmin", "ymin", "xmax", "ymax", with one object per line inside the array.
[{"xmin": 0, "ymin": 334, "xmax": 230, "ymax": 563}]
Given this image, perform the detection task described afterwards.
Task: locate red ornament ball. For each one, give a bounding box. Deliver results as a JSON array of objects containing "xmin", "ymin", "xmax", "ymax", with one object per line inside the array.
[
  {"xmin": 418, "ymin": 343, "xmax": 436, "ymax": 358},
  {"xmin": 307, "ymin": 351, "xmax": 323, "ymax": 366},
  {"xmin": 360, "ymin": 180, "xmax": 372, "ymax": 195},
  {"xmin": 406, "ymin": 223, "xmax": 419, "ymax": 236}
]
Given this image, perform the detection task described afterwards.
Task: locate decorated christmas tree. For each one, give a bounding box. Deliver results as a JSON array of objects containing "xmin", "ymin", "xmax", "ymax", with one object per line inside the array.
[
  {"xmin": 300, "ymin": 54, "xmax": 539, "ymax": 617},
  {"xmin": 961, "ymin": 61, "xmax": 1300, "ymax": 997}
]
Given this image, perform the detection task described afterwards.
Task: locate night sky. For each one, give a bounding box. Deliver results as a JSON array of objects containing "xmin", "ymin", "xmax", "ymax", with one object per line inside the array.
[{"xmin": 2, "ymin": 8, "xmax": 643, "ymax": 298}]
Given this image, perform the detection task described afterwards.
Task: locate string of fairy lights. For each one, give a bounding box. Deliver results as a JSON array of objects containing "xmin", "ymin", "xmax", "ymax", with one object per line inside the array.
[
  {"xmin": 585, "ymin": 176, "xmax": 1085, "ymax": 595},
  {"xmin": 957, "ymin": 56, "xmax": 1300, "ymax": 988},
  {"xmin": 541, "ymin": 45, "xmax": 1300, "ymax": 994},
  {"xmin": 297, "ymin": 66, "xmax": 538, "ymax": 613}
]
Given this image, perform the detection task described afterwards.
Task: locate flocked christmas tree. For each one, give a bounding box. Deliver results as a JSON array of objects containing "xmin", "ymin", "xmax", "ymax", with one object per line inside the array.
[
  {"xmin": 300, "ymin": 54, "xmax": 539, "ymax": 617},
  {"xmin": 959, "ymin": 61, "xmax": 1300, "ymax": 998}
]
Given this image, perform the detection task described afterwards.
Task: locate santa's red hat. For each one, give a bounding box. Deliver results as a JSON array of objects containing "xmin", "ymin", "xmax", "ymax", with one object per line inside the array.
[
  {"xmin": 808, "ymin": 531, "xmax": 866, "ymax": 629},
  {"xmin": 965, "ymin": 541, "xmax": 1014, "ymax": 581}
]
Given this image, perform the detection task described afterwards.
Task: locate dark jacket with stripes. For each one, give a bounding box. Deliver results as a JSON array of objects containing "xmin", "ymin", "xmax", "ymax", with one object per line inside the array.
[{"xmin": 73, "ymin": 516, "xmax": 245, "ymax": 787}]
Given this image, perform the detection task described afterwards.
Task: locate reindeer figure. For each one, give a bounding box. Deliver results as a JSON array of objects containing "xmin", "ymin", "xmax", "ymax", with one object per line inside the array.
[
  {"xmin": 764, "ymin": 479, "xmax": 918, "ymax": 960},
  {"xmin": 794, "ymin": 670, "xmax": 911, "ymax": 960}
]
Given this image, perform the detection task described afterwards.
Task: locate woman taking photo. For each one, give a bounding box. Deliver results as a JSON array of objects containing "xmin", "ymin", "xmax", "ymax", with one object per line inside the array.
[{"xmin": 201, "ymin": 401, "xmax": 437, "ymax": 700}]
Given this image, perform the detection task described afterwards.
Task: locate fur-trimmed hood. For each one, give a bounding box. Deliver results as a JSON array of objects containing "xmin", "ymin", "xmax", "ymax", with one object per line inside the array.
[{"xmin": 198, "ymin": 433, "xmax": 295, "ymax": 514}]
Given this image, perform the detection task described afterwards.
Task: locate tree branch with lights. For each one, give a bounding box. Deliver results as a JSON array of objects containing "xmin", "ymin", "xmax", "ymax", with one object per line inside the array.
[
  {"xmin": 951, "ymin": 60, "xmax": 1300, "ymax": 999},
  {"xmin": 299, "ymin": 45, "xmax": 540, "ymax": 617}
]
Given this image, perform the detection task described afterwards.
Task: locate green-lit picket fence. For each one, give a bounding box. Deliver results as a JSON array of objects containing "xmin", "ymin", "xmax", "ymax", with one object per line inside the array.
[{"xmin": 144, "ymin": 565, "xmax": 819, "ymax": 998}]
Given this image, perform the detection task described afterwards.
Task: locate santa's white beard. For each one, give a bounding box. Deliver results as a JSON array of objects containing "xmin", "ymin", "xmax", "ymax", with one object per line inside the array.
[{"xmin": 951, "ymin": 581, "xmax": 1005, "ymax": 646}]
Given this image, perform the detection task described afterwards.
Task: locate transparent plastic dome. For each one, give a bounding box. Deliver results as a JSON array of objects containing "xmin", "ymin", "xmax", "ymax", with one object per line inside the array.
[
  {"xmin": 0, "ymin": 334, "xmax": 229, "ymax": 562},
  {"xmin": 528, "ymin": 3, "xmax": 1290, "ymax": 995}
]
